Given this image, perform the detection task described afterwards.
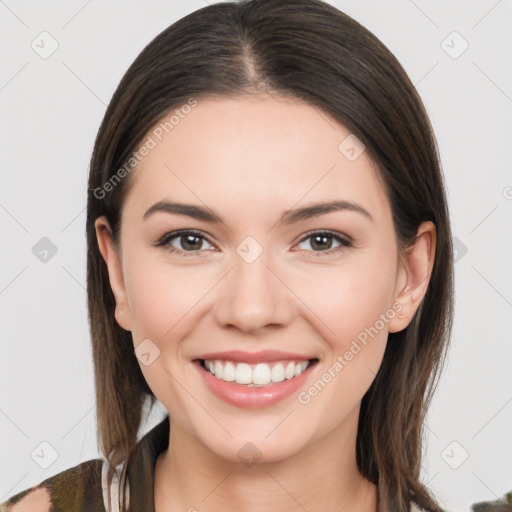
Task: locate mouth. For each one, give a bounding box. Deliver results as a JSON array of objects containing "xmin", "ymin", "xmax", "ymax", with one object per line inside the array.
[
  {"xmin": 197, "ymin": 358, "xmax": 318, "ymax": 387},
  {"xmin": 192, "ymin": 355, "xmax": 319, "ymax": 408}
]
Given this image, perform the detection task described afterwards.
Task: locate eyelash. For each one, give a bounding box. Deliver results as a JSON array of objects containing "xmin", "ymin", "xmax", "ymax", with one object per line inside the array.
[{"xmin": 154, "ymin": 229, "xmax": 353, "ymax": 257}]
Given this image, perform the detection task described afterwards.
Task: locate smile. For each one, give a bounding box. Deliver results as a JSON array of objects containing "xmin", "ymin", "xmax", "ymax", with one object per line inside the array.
[
  {"xmin": 193, "ymin": 352, "xmax": 319, "ymax": 408},
  {"xmin": 200, "ymin": 359, "xmax": 312, "ymax": 387}
]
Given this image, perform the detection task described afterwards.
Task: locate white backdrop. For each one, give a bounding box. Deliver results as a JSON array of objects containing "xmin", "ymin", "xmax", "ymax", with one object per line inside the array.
[{"xmin": 1, "ymin": 1, "xmax": 511, "ymax": 511}]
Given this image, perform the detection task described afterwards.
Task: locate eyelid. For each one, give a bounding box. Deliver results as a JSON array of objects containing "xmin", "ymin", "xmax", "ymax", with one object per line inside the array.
[
  {"xmin": 295, "ymin": 229, "xmax": 354, "ymax": 245},
  {"xmin": 292, "ymin": 229, "xmax": 353, "ymax": 256},
  {"xmin": 154, "ymin": 228, "xmax": 353, "ymax": 255},
  {"xmin": 154, "ymin": 229, "xmax": 216, "ymax": 249}
]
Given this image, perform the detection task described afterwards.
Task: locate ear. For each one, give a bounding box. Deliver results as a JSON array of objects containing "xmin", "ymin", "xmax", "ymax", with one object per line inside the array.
[
  {"xmin": 387, "ymin": 221, "xmax": 436, "ymax": 334},
  {"xmin": 95, "ymin": 215, "xmax": 132, "ymax": 331}
]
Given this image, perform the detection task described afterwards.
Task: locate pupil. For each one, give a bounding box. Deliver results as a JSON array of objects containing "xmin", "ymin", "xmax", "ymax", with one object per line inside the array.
[
  {"xmin": 183, "ymin": 235, "xmax": 201, "ymax": 250},
  {"xmin": 179, "ymin": 234, "xmax": 333, "ymax": 252},
  {"xmin": 312, "ymin": 235, "xmax": 331, "ymax": 251}
]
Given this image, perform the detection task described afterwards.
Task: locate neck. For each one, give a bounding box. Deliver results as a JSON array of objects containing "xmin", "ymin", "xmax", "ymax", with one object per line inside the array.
[{"xmin": 154, "ymin": 412, "xmax": 378, "ymax": 512}]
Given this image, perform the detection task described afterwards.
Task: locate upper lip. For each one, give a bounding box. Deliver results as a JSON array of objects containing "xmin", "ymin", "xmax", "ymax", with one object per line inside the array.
[{"xmin": 194, "ymin": 350, "xmax": 315, "ymax": 364}]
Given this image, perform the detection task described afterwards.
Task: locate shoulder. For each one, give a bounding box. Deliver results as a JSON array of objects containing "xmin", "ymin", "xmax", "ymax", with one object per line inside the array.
[
  {"xmin": 0, "ymin": 486, "xmax": 52, "ymax": 512},
  {"xmin": 0, "ymin": 458, "xmax": 105, "ymax": 512},
  {"xmin": 471, "ymin": 490, "xmax": 512, "ymax": 511}
]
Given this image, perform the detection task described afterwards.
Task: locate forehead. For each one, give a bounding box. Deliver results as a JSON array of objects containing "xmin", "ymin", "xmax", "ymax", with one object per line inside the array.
[{"xmin": 122, "ymin": 94, "xmax": 390, "ymax": 226}]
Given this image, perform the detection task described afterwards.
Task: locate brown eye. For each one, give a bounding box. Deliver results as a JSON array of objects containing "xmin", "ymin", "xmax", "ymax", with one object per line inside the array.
[
  {"xmin": 295, "ymin": 231, "xmax": 352, "ymax": 256},
  {"xmin": 156, "ymin": 230, "xmax": 214, "ymax": 255}
]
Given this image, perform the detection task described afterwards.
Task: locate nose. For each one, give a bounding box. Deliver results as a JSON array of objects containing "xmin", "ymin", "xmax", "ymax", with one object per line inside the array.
[{"xmin": 213, "ymin": 248, "xmax": 295, "ymax": 334}]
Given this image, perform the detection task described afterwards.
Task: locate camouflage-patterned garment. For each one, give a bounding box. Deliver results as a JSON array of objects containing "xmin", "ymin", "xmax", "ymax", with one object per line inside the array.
[
  {"xmin": 0, "ymin": 415, "xmax": 171, "ymax": 511},
  {"xmin": 1, "ymin": 412, "xmax": 510, "ymax": 511}
]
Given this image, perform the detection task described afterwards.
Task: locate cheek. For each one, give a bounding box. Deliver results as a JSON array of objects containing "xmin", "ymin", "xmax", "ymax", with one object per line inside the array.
[
  {"xmin": 291, "ymin": 257, "xmax": 397, "ymax": 426},
  {"xmin": 123, "ymin": 252, "xmax": 220, "ymax": 344},
  {"xmin": 295, "ymin": 254, "xmax": 398, "ymax": 349},
  {"xmin": 124, "ymin": 241, "xmax": 398, "ymax": 348},
  {"xmin": 121, "ymin": 255, "xmax": 207, "ymax": 410},
  {"xmin": 125, "ymin": 270, "xmax": 181, "ymax": 340}
]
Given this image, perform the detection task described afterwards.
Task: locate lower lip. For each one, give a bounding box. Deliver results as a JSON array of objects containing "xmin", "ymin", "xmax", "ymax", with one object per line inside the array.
[{"xmin": 194, "ymin": 360, "xmax": 317, "ymax": 409}]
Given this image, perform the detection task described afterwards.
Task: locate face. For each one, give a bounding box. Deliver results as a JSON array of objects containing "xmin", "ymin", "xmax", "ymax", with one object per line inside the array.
[{"xmin": 96, "ymin": 94, "xmax": 435, "ymax": 465}]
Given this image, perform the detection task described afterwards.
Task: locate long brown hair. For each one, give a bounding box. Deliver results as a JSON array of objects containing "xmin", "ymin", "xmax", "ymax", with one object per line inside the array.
[{"xmin": 86, "ymin": 1, "xmax": 454, "ymax": 510}]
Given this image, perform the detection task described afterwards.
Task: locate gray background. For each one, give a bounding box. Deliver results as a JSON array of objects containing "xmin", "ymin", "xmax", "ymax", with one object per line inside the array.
[{"xmin": 1, "ymin": 1, "xmax": 511, "ymax": 511}]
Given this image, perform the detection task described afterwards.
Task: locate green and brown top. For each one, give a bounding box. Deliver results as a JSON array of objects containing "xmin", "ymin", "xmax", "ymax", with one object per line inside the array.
[{"xmin": 2, "ymin": 414, "xmax": 509, "ymax": 511}]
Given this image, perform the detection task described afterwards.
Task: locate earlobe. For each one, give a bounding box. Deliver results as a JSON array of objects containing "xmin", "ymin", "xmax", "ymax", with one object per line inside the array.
[
  {"xmin": 388, "ymin": 221, "xmax": 436, "ymax": 334},
  {"xmin": 94, "ymin": 216, "xmax": 132, "ymax": 331}
]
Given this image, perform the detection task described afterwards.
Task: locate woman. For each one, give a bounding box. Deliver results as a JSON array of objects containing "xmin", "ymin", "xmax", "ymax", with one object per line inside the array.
[{"xmin": 0, "ymin": 0, "xmax": 454, "ymax": 511}]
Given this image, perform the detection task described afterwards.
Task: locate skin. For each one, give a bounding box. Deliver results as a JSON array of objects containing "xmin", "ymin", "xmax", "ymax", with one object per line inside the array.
[{"xmin": 95, "ymin": 94, "xmax": 435, "ymax": 512}]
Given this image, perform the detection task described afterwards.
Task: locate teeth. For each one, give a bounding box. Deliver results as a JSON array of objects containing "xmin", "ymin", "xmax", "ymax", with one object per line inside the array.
[
  {"xmin": 235, "ymin": 363, "xmax": 252, "ymax": 384},
  {"xmin": 271, "ymin": 363, "xmax": 285, "ymax": 383},
  {"xmin": 253, "ymin": 363, "xmax": 271, "ymax": 385},
  {"xmin": 214, "ymin": 361, "xmax": 223, "ymax": 379},
  {"xmin": 203, "ymin": 359, "xmax": 312, "ymax": 386},
  {"xmin": 285, "ymin": 362, "xmax": 295, "ymax": 379},
  {"xmin": 223, "ymin": 362, "xmax": 236, "ymax": 382}
]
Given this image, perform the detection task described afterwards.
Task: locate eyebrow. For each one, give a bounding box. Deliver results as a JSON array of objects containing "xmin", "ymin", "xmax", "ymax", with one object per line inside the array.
[{"xmin": 143, "ymin": 199, "xmax": 373, "ymax": 225}]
